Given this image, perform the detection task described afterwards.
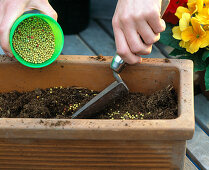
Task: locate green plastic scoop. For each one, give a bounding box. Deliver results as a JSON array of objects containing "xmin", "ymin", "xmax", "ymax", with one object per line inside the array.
[{"xmin": 10, "ymin": 13, "xmax": 64, "ymax": 68}]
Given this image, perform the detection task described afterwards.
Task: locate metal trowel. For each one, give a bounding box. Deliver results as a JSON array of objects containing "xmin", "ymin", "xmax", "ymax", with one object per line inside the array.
[
  {"xmin": 71, "ymin": 0, "xmax": 169, "ymax": 119},
  {"xmin": 71, "ymin": 55, "xmax": 128, "ymax": 119}
]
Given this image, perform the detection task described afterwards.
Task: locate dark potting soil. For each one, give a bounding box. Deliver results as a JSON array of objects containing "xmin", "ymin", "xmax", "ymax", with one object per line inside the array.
[{"xmin": 0, "ymin": 85, "xmax": 178, "ymax": 119}]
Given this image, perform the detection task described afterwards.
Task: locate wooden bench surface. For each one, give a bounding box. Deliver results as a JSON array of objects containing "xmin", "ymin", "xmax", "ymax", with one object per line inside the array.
[{"xmin": 0, "ymin": 0, "xmax": 208, "ymax": 169}]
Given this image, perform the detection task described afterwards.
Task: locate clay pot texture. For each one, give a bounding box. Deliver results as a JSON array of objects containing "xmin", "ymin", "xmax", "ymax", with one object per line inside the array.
[{"xmin": 0, "ymin": 55, "xmax": 194, "ymax": 169}]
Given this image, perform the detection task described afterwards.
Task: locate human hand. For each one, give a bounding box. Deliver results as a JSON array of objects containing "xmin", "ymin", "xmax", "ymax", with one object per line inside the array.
[
  {"xmin": 112, "ymin": 0, "xmax": 166, "ymax": 64},
  {"xmin": 0, "ymin": 0, "xmax": 57, "ymax": 57}
]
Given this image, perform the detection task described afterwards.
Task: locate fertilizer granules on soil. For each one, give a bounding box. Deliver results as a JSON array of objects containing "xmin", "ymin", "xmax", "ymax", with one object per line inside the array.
[{"xmin": 0, "ymin": 85, "xmax": 178, "ymax": 119}]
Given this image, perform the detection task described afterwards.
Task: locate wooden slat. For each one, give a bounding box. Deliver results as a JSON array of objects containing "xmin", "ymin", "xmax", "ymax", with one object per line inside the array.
[
  {"xmin": 90, "ymin": 0, "xmax": 117, "ymax": 20},
  {"xmin": 0, "ymin": 138, "xmax": 182, "ymax": 169},
  {"xmin": 184, "ymin": 156, "xmax": 198, "ymax": 170},
  {"xmin": 150, "ymin": 46, "xmax": 166, "ymax": 59},
  {"xmin": 155, "ymin": 42, "xmax": 174, "ymax": 58},
  {"xmin": 79, "ymin": 20, "xmax": 116, "ymax": 56},
  {"xmin": 187, "ymin": 124, "xmax": 209, "ymax": 169},
  {"xmin": 95, "ymin": 19, "xmax": 114, "ymax": 37},
  {"xmin": 195, "ymin": 94, "xmax": 209, "ymax": 134},
  {"xmin": 62, "ymin": 35, "xmax": 95, "ymax": 56}
]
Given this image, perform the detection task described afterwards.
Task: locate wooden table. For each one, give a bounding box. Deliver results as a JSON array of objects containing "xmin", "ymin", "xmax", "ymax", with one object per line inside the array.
[{"xmin": 0, "ymin": 0, "xmax": 208, "ymax": 169}]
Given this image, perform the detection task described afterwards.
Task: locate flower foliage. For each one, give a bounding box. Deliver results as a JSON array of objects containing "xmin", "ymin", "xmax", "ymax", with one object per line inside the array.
[{"xmin": 160, "ymin": 0, "xmax": 209, "ymax": 90}]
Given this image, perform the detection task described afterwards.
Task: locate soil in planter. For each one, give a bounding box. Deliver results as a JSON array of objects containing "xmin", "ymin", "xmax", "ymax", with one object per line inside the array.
[{"xmin": 0, "ymin": 85, "xmax": 178, "ymax": 119}]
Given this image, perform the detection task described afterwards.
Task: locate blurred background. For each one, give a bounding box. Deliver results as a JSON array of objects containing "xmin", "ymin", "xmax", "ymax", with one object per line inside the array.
[{"xmin": 50, "ymin": 0, "xmax": 117, "ymax": 35}]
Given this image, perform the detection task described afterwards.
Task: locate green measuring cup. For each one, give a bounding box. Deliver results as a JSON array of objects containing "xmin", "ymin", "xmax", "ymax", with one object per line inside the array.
[{"xmin": 9, "ymin": 13, "xmax": 64, "ymax": 68}]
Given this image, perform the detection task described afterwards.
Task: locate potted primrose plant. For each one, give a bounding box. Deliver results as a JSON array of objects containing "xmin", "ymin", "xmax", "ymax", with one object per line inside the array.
[{"xmin": 160, "ymin": 0, "xmax": 209, "ymax": 99}]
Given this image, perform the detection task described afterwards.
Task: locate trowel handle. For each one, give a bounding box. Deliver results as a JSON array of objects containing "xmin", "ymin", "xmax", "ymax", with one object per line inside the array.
[
  {"xmin": 111, "ymin": 0, "xmax": 170, "ymax": 73},
  {"xmin": 161, "ymin": 0, "xmax": 170, "ymax": 17},
  {"xmin": 111, "ymin": 54, "xmax": 126, "ymax": 73}
]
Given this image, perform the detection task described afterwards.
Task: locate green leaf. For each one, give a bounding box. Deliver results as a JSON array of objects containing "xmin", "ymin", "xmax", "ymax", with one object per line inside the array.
[
  {"xmin": 202, "ymin": 50, "xmax": 209, "ymax": 61},
  {"xmin": 205, "ymin": 66, "xmax": 209, "ymax": 91},
  {"xmin": 169, "ymin": 49, "xmax": 187, "ymax": 56},
  {"xmin": 179, "ymin": 53, "xmax": 207, "ymax": 72},
  {"xmin": 159, "ymin": 23, "xmax": 182, "ymax": 50}
]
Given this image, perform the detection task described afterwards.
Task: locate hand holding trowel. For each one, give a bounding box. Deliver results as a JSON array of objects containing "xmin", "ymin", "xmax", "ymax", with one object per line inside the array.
[{"xmin": 71, "ymin": 0, "xmax": 170, "ymax": 119}]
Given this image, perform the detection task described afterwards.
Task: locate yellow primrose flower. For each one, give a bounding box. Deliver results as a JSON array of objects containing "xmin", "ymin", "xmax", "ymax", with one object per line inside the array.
[
  {"xmin": 187, "ymin": 0, "xmax": 204, "ymax": 13},
  {"xmin": 179, "ymin": 13, "xmax": 191, "ymax": 31},
  {"xmin": 195, "ymin": 8, "xmax": 209, "ymax": 24},
  {"xmin": 172, "ymin": 13, "xmax": 191, "ymax": 40},
  {"xmin": 181, "ymin": 18, "xmax": 209, "ymax": 53},
  {"xmin": 175, "ymin": 0, "xmax": 204, "ymax": 19},
  {"xmin": 172, "ymin": 26, "xmax": 182, "ymax": 40},
  {"xmin": 175, "ymin": 7, "xmax": 190, "ymax": 19},
  {"xmin": 179, "ymin": 41, "xmax": 191, "ymax": 52}
]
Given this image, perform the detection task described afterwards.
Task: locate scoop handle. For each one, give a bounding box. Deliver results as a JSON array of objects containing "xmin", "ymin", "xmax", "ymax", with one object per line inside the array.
[{"xmin": 111, "ymin": 0, "xmax": 170, "ymax": 73}]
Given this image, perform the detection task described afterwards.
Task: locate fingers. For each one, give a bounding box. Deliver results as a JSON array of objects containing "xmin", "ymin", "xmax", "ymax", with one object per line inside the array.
[
  {"xmin": 120, "ymin": 18, "xmax": 152, "ymax": 55},
  {"xmin": 0, "ymin": 0, "xmax": 58, "ymax": 57},
  {"xmin": 112, "ymin": 0, "xmax": 166, "ymax": 65},
  {"xmin": 147, "ymin": 11, "xmax": 166, "ymax": 34},
  {"xmin": 112, "ymin": 19, "xmax": 142, "ymax": 65},
  {"xmin": 0, "ymin": 4, "xmax": 4, "ymax": 25},
  {"xmin": 0, "ymin": 1, "xmax": 24, "ymax": 56},
  {"xmin": 136, "ymin": 20, "xmax": 161, "ymax": 45},
  {"xmin": 29, "ymin": 0, "xmax": 58, "ymax": 21},
  {"xmin": 38, "ymin": 3, "xmax": 57, "ymax": 21}
]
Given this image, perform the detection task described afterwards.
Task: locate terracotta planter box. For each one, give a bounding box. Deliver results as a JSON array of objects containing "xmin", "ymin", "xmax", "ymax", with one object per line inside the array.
[{"xmin": 0, "ymin": 55, "xmax": 194, "ymax": 169}]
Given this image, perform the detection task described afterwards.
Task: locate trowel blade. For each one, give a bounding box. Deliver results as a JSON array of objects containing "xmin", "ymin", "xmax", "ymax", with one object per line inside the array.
[{"xmin": 71, "ymin": 81, "xmax": 129, "ymax": 119}]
